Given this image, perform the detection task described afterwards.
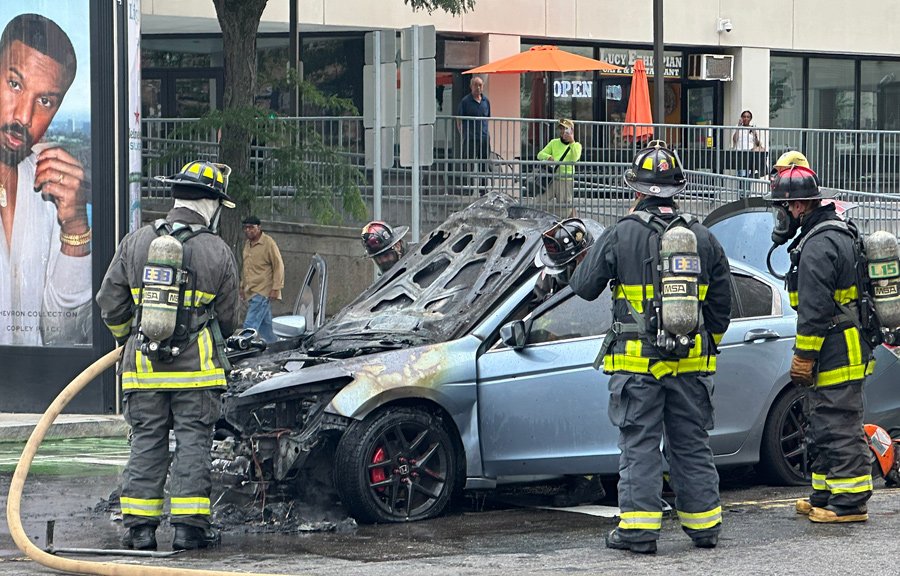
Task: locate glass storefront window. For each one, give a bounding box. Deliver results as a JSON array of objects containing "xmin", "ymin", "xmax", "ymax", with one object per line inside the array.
[
  {"xmin": 807, "ymin": 59, "xmax": 855, "ymax": 129},
  {"xmin": 770, "ymin": 56, "xmax": 804, "ymax": 128},
  {"xmin": 257, "ymin": 37, "xmax": 290, "ymax": 115},
  {"xmin": 142, "ymin": 37, "xmax": 222, "ymax": 69},
  {"xmin": 301, "ymin": 35, "xmax": 365, "ymax": 114},
  {"xmin": 861, "ymin": 60, "xmax": 900, "ymax": 130}
]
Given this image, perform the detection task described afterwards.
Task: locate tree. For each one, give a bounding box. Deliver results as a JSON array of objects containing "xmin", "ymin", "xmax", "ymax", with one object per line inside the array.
[{"xmin": 211, "ymin": 0, "xmax": 475, "ymax": 251}]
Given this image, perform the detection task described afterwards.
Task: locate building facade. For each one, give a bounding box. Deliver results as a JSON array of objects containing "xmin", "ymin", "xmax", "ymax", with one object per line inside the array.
[{"xmin": 140, "ymin": 0, "xmax": 900, "ymax": 134}]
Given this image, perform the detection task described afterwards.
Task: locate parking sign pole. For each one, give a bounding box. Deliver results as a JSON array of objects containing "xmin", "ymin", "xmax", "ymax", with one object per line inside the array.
[{"xmin": 411, "ymin": 25, "xmax": 421, "ymax": 243}]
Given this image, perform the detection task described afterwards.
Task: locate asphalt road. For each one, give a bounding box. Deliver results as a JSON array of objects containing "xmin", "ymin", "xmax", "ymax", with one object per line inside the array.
[{"xmin": 1, "ymin": 445, "xmax": 896, "ymax": 576}]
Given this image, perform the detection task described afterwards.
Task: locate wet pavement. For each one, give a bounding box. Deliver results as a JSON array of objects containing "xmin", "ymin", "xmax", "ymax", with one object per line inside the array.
[{"xmin": 2, "ymin": 440, "xmax": 898, "ymax": 575}]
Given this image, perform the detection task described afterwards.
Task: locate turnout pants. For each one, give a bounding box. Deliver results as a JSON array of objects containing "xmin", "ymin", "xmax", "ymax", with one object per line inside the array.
[
  {"xmin": 608, "ymin": 372, "xmax": 722, "ymax": 544},
  {"xmin": 805, "ymin": 380, "xmax": 872, "ymax": 509},
  {"xmin": 121, "ymin": 388, "xmax": 221, "ymax": 529}
]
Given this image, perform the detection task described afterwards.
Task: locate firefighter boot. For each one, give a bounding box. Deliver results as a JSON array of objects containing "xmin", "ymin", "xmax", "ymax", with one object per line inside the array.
[
  {"xmin": 121, "ymin": 525, "xmax": 157, "ymax": 551},
  {"xmin": 795, "ymin": 499, "xmax": 812, "ymax": 515},
  {"xmin": 173, "ymin": 525, "xmax": 221, "ymax": 550},
  {"xmin": 693, "ymin": 535, "xmax": 718, "ymax": 549},
  {"xmin": 808, "ymin": 505, "xmax": 868, "ymax": 523},
  {"xmin": 605, "ymin": 529, "xmax": 657, "ymax": 554}
]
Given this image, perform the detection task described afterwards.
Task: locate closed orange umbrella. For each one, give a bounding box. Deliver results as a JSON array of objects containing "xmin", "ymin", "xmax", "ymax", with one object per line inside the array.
[
  {"xmin": 464, "ymin": 45, "xmax": 622, "ymax": 74},
  {"xmin": 623, "ymin": 58, "xmax": 653, "ymax": 142}
]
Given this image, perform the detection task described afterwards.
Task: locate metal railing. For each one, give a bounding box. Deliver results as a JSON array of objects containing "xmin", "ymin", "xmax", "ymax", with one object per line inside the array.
[{"xmin": 141, "ymin": 116, "xmax": 900, "ymax": 236}]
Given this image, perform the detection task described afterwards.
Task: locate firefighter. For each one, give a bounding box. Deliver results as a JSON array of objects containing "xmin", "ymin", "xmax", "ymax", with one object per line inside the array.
[
  {"xmin": 96, "ymin": 161, "xmax": 239, "ymax": 550},
  {"xmin": 532, "ymin": 217, "xmax": 594, "ymax": 302},
  {"xmin": 361, "ymin": 221, "xmax": 409, "ymax": 274},
  {"xmin": 764, "ymin": 165, "xmax": 873, "ymax": 523},
  {"xmin": 769, "ymin": 150, "xmax": 811, "ymax": 180},
  {"xmin": 569, "ymin": 141, "xmax": 732, "ymax": 553}
]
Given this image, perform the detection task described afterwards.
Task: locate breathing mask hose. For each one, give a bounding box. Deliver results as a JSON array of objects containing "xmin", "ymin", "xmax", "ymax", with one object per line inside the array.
[
  {"xmin": 5, "ymin": 347, "xmax": 298, "ymax": 576},
  {"xmin": 766, "ymin": 243, "xmax": 786, "ymax": 280}
]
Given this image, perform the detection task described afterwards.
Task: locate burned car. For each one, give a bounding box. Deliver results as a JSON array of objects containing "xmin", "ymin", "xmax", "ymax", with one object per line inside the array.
[{"xmin": 218, "ymin": 193, "xmax": 900, "ymax": 524}]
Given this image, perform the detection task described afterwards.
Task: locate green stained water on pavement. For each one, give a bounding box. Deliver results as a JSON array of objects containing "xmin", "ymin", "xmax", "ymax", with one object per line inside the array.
[{"xmin": 0, "ymin": 437, "xmax": 129, "ymax": 476}]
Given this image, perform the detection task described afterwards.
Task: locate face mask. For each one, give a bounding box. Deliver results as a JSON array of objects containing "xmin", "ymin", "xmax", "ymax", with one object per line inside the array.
[{"xmin": 771, "ymin": 203, "xmax": 799, "ymax": 246}]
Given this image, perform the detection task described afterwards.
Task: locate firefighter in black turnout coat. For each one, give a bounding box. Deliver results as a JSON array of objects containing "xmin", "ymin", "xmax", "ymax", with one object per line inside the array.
[
  {"xmin": 97, "ymin": 161, "xmax": 240, "ymax": 550},
  {"xmin": 570, "ymin": 141, "xmax": 732, "ymax": 553},
  {"xmin": 765, "ymin": 165, "xmax": 873, "ymax": 523}
]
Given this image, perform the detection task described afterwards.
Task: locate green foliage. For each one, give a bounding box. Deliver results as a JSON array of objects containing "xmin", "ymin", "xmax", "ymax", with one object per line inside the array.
[{"xmin": 404, "ymin": 0, "xmax": 475, "ymax": 15}]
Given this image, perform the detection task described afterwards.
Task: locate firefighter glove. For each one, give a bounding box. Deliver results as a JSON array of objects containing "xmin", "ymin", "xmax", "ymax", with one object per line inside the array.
[{"xmin": 790, "ymin": 355, "xmax": 816, "ymax": 387}]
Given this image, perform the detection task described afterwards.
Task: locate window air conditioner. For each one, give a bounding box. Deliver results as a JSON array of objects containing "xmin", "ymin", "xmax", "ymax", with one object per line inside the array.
[{"xmin": 688, "ymin": 54, "xmax": 734, "ymax": 81}]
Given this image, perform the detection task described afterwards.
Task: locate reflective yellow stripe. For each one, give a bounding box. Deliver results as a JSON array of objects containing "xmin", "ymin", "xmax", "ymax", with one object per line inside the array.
[
  {"xmin": 198, "ymin": 328, "xmax": 215, "ymax": 371},
  {"xmin": 816, "ymin": 362, "xmax": 874, "ymax": 387},
  {"xmin": 812, "ymin": 473, "xmax": 828, "ymax": 491},
  {"xmin": 834, "ymin": 286, "xmax": 858, "ymax": 305},
  {"xmin": 614, "ymin": 284, "xmax": 654, "ymax": 313},
  {"xmin": 677, "ymin": 506, "xmax": 722, "ymax": 530},
  {"xmin": 121, "ymin": 496, "xmax": 164, "ymax": 518},
  {"xmin": 106, "ymin": 319, "xmax": 132, "ymax": 339},
  {"xmin": 618, "ymin": 510, "xmax": 663, "ymax": 530},
  {"xmin": 122, "ymin": 368, "xmax": 226, "ymax": 391},
  {"xmin": 625, "ymin": 339, "xmax": 642, "ymax": 357},
  {"xmin": 136, "ymin": 350, "xmax": 154, "ymax": 374},
  {"xmin": 606, "ymin": 354, "xmax": 716, "ymax": 377},
  {"xmin": 789, "ymin": 291, "xmax": 799, "ymax": 307},
  {"xmin": 170, "ymin": 496, "xmax": 211, "ymax": 516},
  {"xmin": 844, "ymin": 327, "xmax": 862, "ymax": 365},
  {"xmin": 131, "ymin": 288, "xmax": 141, "ymax": 305},
  {"xmin": 796, "ymin": 333, "xmax": 825, "ymax": 352},
  {"xmin": 604, "ymin": 354, "xmax": 650, "ymax": 373},
  {"xmin": 826, "ymin": 474, "xmax": 873, "ymax": 494},
  {"xmin": 699, "ymin": 284, "xmax": 708, "ymax": 301},
  {"xmin": 184, "ymin": 290, "xmax": 216, "ymax": 307},
  {"xmin": 712, "ymin": 333, "xmax": 724, "ymax": 345},
  {"xmin": 688, "ymin": 334, "xmax": 702, "ymax": 358}
]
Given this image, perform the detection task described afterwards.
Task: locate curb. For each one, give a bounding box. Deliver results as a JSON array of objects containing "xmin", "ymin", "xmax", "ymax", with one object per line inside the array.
[{"xmin": 0, "ymin": 415, "xmax": 127, "ymax": 443}]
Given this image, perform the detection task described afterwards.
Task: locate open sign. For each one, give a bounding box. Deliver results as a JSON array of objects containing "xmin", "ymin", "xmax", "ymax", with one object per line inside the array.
[{"xmin": 553, "ymin": 80, "xmax": 593, "ymax": 99}]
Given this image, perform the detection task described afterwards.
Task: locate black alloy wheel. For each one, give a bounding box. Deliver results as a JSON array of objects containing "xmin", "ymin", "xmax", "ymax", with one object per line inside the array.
[
  {"xmin": 334, "ymin": 406, "xmax": 459, "ymax": 523},
  {"xmin": 760, "ymin": 386, "xmax": 811, "ymax": 486}
]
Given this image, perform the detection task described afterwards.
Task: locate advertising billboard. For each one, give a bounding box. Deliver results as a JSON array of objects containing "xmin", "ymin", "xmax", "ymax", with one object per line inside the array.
[{"xmin": 0, "ymin": 3, "xmax": 93, "ymax": 347}]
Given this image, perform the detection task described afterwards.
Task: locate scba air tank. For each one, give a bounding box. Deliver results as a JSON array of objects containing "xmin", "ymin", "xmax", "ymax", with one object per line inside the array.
[
  {"xmin": 660, "ymin": 226, "xmax": 701, "ymax": 341},
  {"xmin": 140, "ymin": 234, "xmax": 184, "ymax": 343},
  {"xmin": 865, "ymin": 230, "xmax": 900, "ymax": 335}
]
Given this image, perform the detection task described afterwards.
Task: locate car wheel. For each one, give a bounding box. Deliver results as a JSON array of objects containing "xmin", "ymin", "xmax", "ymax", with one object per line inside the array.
[
  {"xmin": 334, "ymin": 406, "xmax": 459, "ymax": 523},
  {"xmin": 760, "ymin": 386, "xmax": 810, "ymax": 486}
]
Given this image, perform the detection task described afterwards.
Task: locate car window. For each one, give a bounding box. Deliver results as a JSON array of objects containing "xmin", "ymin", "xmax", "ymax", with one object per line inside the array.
[
  {"xmin": 732, "ymin": 273, "xmax": 774, "ymax": 319},
  {"xmin": 527, "ymin": 293, "xmax": 612, "ymax": 345}
]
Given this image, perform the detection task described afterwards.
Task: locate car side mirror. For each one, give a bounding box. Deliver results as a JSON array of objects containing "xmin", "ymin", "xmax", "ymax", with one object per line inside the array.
[
  {"xmin": 500, "ymin": 320, "xmax": 527, "ymax": 350},
  {"xmin": 272, "ymin": 315, "xmax": 308, "ymax": 338}
]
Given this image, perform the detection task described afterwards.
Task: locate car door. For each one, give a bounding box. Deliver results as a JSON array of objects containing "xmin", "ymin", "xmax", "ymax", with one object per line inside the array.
[
  {"xmin": 476, "ymin": 288, "xmax": 620, "ymax": 477},
  {"xmin": 711, "ymin": 265, "xmax": 796, "ymax": 455}
]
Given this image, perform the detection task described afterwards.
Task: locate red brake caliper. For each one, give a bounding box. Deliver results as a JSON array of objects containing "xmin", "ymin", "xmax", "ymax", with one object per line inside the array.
[{"xmin": 370, "ymin": 447, "xmax": 387, "ymax": 491}]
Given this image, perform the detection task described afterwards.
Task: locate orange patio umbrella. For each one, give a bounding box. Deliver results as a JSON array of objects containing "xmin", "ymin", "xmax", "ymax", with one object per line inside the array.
[
  {"xmin": 464, "ymin": 45, "xmax": 623, "ymax": 74},
  {"xmin": 623, "ymin": 58, "xmax": 654, "ymax": 142}
]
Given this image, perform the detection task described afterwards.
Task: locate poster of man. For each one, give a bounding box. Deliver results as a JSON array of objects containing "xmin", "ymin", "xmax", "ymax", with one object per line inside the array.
[{"xmin": 0, "ymin": 5, "xmax": 93, "ymax": 347}]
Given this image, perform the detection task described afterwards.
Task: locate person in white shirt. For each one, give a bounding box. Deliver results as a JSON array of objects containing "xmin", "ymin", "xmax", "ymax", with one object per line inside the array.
[{"xmin": 0, "ymin": 14, "xmax": 91, "ymax": 346}]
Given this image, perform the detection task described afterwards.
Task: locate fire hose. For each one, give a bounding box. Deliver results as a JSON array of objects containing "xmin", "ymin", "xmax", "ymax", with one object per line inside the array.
[{"xmin": 5, "ymin": 347, "xmax": 294, "ymax": 576}]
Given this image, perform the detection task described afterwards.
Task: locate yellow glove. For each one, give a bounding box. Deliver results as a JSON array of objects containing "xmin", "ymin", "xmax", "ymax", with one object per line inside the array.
[{"xmin": 790, "ymin": 355, "xmax": 816, "ymax": 388}]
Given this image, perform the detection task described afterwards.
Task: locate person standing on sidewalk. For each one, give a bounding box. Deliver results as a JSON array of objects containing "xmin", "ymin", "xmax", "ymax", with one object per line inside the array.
[
  {"xmin": 96, "ymin": 160, "xmax": 239, "ymax": 551},
  {"xmin": 570, "ymin": 141, "xmax": 732, "ymax": 553},
  {"xmin": 537, "ymin": 119, "xmax": 583, "ymax": 217},
  {"xmin": 457, "ymin": 75, "xmax": 491, "ymax": 190},
  {"xmin": 764, "ymin": 166, "xmax": 874, "ymax": 523},
  {"xmin": 240, "ymin": 215, "xmax": 284, "ymax": 343}
]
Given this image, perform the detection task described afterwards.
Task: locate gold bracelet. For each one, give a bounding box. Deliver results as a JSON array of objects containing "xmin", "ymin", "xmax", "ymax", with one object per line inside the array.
[{"xmin": 60, "ymin": 228, "xmax": 92, "ymax": 247}]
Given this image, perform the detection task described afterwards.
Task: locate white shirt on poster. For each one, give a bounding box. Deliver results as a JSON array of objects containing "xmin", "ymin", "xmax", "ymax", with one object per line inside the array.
[{"xmin": 0, "ymin": 152, "xmax": 92, "ymax": 346}]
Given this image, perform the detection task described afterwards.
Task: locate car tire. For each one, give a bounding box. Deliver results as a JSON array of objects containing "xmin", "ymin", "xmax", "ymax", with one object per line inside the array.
[
  {"xmin": 760, "ymin": 386, "xmax": 810, "ymax": 486},
  {"xmin": 334, "ymin": 406, "xmax": 459, "ymax": 523}
]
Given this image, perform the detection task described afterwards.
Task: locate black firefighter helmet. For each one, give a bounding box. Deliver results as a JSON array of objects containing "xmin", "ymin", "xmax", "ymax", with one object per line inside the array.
[
  {"xmin": 623, "ymin": 140, "xmax": 687, "ymax": 198},
  {"xmin": 155, "ymin": 161, "xmax": 235, "ymax": 208},
  {"xmin": 535, "ymin": 218, "xmax": 594, "ymax": 275}
]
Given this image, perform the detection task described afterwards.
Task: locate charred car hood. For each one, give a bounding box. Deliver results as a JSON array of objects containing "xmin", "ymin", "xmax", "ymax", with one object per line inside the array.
[{"xmin": 304, "ymin": 193, "xmax": 556, "ymax": 356}]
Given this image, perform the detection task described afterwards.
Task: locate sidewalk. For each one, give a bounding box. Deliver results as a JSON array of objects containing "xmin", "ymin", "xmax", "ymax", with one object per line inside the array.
[{"xmin": 0, "ymin": 413, "xmax": 126, "ymax": 443}]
